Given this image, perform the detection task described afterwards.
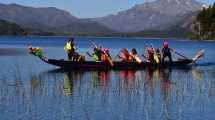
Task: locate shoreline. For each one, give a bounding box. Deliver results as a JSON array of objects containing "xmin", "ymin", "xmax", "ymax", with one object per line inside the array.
[{"xmin": 0, "ymin": 35, "xmax": 215, "ymax": 41}]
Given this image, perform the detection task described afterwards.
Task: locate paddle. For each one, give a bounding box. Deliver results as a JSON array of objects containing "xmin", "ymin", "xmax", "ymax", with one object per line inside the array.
[
  {"xmin": 86, "ymin": 51, "xmax": 92, "ymax": 57},
  {"xmin": 150, "ymin": 44, "xmax": 160, "ymax": 63},
  {"xmin": 192, "ymin": 49, "xmax": 205, "ymax": 62},
  {"xmin": 170, "ymin": 48, "xmax": 205, "ymax": 63},
  {"xmin": 92, "ymin": 42, "xmax": 98, "ymax": 49},
  {"xmin": 133, "ymin": 55, "xmax": 142, "ymax": 63},
  {"xmin": 86, "ymin": 42, "xmax": 94, "ymax": 57},
  {"xmin": 141, "ymin": 54, "xmax": 149, "ymax": 62},
  {"xmin": 142, "ymin": 44, "xmax": 149, "ymax": 60},
  {"xmin": 107, "ymin": 57, "xmax": 114, "ymax": 66},
  {"xmin": 141, "ymin": 53, "xmax": 147, "ymax": 59},
  {"xmin": 170, "ymin": 48, "xmax": 188, "ymax": 59},
  {"xmin": 88, "ymin": 39, "xmax": 97, "ymax": 48},
  {"xmin": 113, "ymin": 53, "xmax": 120, "ymax": 61}
]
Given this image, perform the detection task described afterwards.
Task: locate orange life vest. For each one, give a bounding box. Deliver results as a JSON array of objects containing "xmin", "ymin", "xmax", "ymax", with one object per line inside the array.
[{"xmin": 101, "ymin": 53, "xmax": 109, "ymax": 61}]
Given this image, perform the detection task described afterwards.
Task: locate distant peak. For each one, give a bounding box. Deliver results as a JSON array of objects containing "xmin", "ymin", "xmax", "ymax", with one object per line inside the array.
[
  {"xmin": 8, "ymin": 3, "xmax": 22, "ymax": 7},
  {"xmin": 202, "ymin": 4, "xmax": 209, "ymax": 9},
  {"xmin": 3, "ymin": 3, "xmax": 60, "ymax": 11},
  {"xmin": 47, "ymin": 7, "xmax": 58, "ymax": 10},
  {"xmin": 159, "ymin": 0, "xmax": 199, "ymax": 3}
]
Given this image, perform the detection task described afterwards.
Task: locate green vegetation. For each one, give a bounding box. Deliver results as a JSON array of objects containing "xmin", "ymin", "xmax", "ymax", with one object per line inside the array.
[
  {"xmin": 0, "ymin": 19, "xmax": 24, "ymax": 35},
  {"xmin": 191, "ymin": 3, "xmax": 215, "ymax": 40}
]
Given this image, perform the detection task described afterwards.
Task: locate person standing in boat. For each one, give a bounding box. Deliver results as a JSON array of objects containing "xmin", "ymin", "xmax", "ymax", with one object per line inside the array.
[
  {"xmin": 64, "ymin": 38, "xmax": 76, "ymax": 60},
  {"xmin": 162, "ymin": 40, "xmax": 172, "ymax": 62}
]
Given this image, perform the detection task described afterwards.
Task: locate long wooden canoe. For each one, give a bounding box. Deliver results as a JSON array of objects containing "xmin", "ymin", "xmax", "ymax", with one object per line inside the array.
[{"xmin": 39, "ymin": 57, "xmax": 193, "ymax": 70}]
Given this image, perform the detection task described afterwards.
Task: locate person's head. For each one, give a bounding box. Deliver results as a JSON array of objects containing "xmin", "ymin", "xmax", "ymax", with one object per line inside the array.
[
  {"xmin": 103, "ymin": 48, "xmax": 109, "ymax": 54},
  {"xmin": 121, "ymin": 48, "xmax": 129, "ymax": 54},
  {"xmin": 147, "ymin": 47, "xmax": 153, "ymax": 53},
  {"xmin": 125, "ymin": 48, "xmax": 129, "ymax": 52},
  {"xmin": 68, "ymin": 37, "xmax": 74, "ymax": 43},
  {"xmin": 131, "ymin": 48, "xmax": 137, "ymax": 55},
  {"xmin": 163, "ymin": 40, "xmax": 169, "ymax": 48},
  {"xmin": 156, "ymin": 48, "xmax": 160, "ymax": 53},
  {"xmin": 94, "ymin": 47, "xmax": 98, "ymax": 52}
]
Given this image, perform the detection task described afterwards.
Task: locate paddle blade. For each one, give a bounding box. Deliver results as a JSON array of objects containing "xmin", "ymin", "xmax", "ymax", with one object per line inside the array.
[
  {"xmin": 134, "ymin": 55, "xmax": 142, "ymax": 63},
  {"xmin": 154, "ymin": 53, "xmax": 160, "ymax": 63},
  {"xmin": 192, "ymin": 49, "xmax": 205, "ymax": 62},
  {"xmin": 107, "ymin": 57, "xmax": 114, "ymax": 67}
]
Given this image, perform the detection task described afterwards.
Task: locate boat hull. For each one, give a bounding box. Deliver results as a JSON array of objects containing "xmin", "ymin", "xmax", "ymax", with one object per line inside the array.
[{"xmin": 40, "ymin": 57, "xmax": 193, "ymax": 70}]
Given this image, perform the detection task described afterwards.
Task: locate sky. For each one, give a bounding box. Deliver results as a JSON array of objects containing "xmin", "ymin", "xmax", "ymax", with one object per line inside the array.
[{"xmin": 0, "ymin": 0, "xmax": 214, "ymax": 18}]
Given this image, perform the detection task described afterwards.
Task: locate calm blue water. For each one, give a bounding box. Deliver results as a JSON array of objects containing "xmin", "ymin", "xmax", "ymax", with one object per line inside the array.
[{"xmin": 0, "ymin": 36, "xmax": 215, "ymax": 120}]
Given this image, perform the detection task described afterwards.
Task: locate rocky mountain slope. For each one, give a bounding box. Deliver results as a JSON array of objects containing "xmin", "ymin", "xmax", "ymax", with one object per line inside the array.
[
  {"xmin": 93, "ymin": 0, "xmax": 203, "ymax": 32},
  {"xmin": 0, "ymin": 3, "xmax": 113, "ymax": 34}
]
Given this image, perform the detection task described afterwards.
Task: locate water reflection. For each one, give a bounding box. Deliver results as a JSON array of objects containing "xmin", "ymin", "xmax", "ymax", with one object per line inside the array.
[
  {"xmin": 40, "ymin": 68, "xmax": 176, "ymax": 101},
  {"xmin": 1, "ymin": 67, "xmax": 215, "ymax": 120},
  {"xmin": 30, "ymin": 75, "xmax": 43, "ymax": 96},
  {"xmin": 91, "ymin": 71, "xmax": 110, "ymax": 88},
  {"xmin": 192, "ymin": 68, "xmax": 205, "ymax": 80},
  {"xmin": 119, "ymin": 70, "xmax": 137, "ymax": 88},
  {"xmin": 63, "ymin": 71, "xmax": 84, "ymax": 96},
  {"xmin": 0, "ymin": 48, "xmax": 26, "ymax": 56}
]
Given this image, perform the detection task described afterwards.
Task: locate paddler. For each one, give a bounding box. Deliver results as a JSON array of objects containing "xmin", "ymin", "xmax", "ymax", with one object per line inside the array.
[
  {"xmin": 146, "ymin": 47, "xmax": 155, "ymax": 63},
  {"xmin": 64, "ymin": 38, "xmax": 76, "ymax": 60},
  {"xmin": 162, "ymin": 40, "xmax": 172, "ymax": 62},
  {"xmin": 101, "ymin": 48, "xmax": 111, "ymax": 62},
  {"xmin": 87, "ymin": 44, "xmax": 104, "ymax": 61},
  {"xmin": 119, "ymin": 48, "xmax": 132, "ymax": 62},
  {"xmin": 156, "ymin": 48, "xmax": 161, "ymax": 63},
  {"xmin": 130, "ymin": 48, "xmax": 142, "ymax": 63},
  {"xmin": 101, "ymin": 48, "xmax": 114, "ymax": 66},
  {"xmin": 96, "ymin": 46, "xmax": 104, "ymax": 61},
  {"xmin": 87, "ymin": 47, "xmax": 100, "ymax": 62},
  {"xmin": 92, "ymin": 48, "xmax": 100, "ymax": 61}
]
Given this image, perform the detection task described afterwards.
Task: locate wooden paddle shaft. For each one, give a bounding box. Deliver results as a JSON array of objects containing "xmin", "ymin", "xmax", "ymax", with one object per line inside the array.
[{"xmin": 171, "ymin": 49, "xmax": 188, "ymax": 59}]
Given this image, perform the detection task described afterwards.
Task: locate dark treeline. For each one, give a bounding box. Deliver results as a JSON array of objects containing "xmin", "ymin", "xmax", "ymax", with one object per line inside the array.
[
  {"xmin": 191, "ymin": 3, "xmax": 215, "ymax": 40},
  {"xmin": 0, "ymin": 19, "xmax": 24, "ymax": 35}
]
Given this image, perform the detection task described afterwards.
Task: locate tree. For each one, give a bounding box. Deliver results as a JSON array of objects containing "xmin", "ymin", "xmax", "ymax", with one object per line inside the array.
[{"xmin": 193, "ymin": 3, "xmax": 215, "ymax": 40}]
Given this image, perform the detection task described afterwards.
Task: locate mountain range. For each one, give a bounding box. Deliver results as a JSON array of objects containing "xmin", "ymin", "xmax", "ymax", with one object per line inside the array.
[
  {"xmin": 0, "ymin": 0, "xmax": 206, "ymax": 37},
  {"xmin": 93, "ymin": 0, "xmax": 203, "ymax": 32},
  {"xmin": 0, "ymin": 3, "xmax": 113, "ymax": 35}
]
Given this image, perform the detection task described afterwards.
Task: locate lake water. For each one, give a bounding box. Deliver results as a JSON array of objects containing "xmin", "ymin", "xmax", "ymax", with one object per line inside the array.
[{"xmin": 0, "ymin": 36, "xmax": 215, "ymax": 120}]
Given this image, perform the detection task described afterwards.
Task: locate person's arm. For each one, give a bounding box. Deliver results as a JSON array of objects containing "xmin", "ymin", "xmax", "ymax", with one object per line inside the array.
[{"xmin": 162, "ymin": 48, "xmax": 165, "ymax": 54}]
